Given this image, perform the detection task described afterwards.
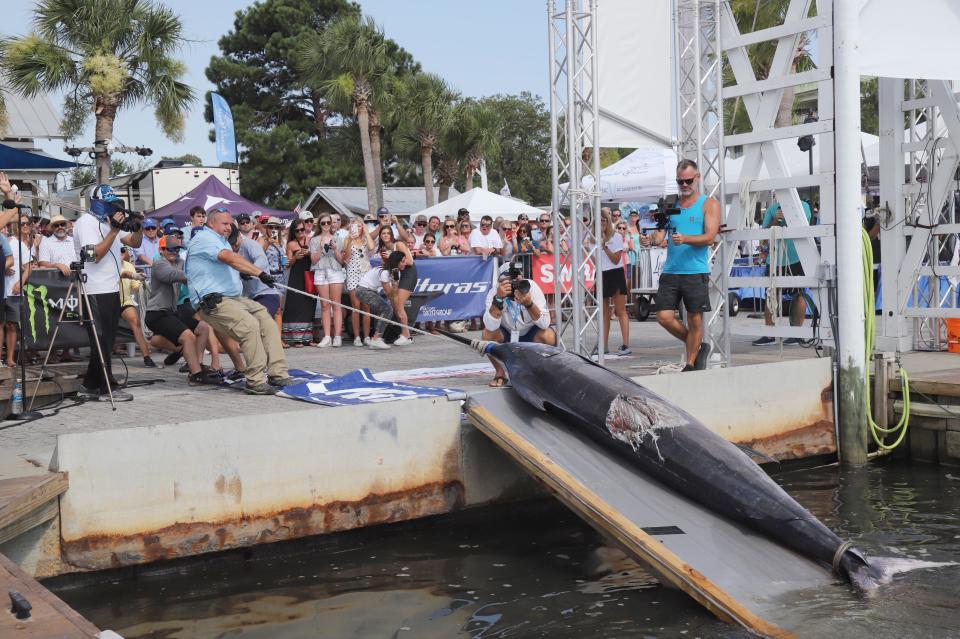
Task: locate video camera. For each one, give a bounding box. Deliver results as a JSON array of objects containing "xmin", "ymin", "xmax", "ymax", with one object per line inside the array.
[
  {"xmin": 69, "ymin": 244, "xmax": 97, "ymax": 274},
  {"xmin": 653, "ymin": 196, "xmax": 681, "ymax": 232},
  {"xmin": 505, "ymin": 257, "xmax": 531, "ymax": 299},
  {"xmin": 91, "ymin": 184, "xmax": 144, "ymax": 232}
]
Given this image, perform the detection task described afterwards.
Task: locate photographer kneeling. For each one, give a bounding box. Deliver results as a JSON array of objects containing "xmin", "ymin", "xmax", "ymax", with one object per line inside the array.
[
  {"xmin": 185, "ymin": 209, "xmax": 294, "ymax": 395},
  {"xmin": 482, "ymin": 262, "xmax": 556, "ymax": 387}
]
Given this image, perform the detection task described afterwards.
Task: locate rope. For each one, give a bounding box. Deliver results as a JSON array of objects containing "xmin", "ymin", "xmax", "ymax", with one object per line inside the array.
[
  {"xmin": 832, "ymin": 540, "xmax": 853, "ymax": 575},
  {"xmin": 766, "ymin": 225, "xmax": 781, "ymax": 319},
  {"xmin": 862, "ymin": 229, "xmax": 911, "ymax": 450}
]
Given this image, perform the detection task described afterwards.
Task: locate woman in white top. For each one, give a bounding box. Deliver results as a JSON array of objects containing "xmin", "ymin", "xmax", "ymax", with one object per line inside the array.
[
  {"xmin": 309, "ymin": 213, "xmax": 346, "ymax": 347},
  {"xmin": 342, "ymin": 217, "xmax": 375, "ymax": 346},
  {"xmin": 600, "ymin": 209, "xmax": 631, "ymax": 355},
  {"xmin": 354, "ymin": 250, "xmax": 408, "ymax": 350}
]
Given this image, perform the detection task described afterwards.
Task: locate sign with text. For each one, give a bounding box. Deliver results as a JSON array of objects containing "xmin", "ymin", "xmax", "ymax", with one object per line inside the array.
[
  {"xmin": 530, "ymin": 254, "xmax": 596, "ymax": 295},
  {"xmin": 22, "ymin": 269, "xmax": 89, "ymax": 350},
  {"xmin": 371, "ymin": 256, "xmax": 495, "ymax": 321}
]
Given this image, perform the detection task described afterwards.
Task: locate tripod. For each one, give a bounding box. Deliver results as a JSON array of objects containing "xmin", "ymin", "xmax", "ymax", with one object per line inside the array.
[{"xmin": 29, "ymin": 266, "xmax": 116, "ymax": 411}]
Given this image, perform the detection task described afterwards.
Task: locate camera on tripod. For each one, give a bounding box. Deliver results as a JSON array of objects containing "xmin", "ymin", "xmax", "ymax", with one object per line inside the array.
[
  {"xmin": 69, "ymin": 244, "xmax": 97, "ymax": 273},
  {"xmin": 505, "ymin": 257, "xmax": 531, "ymax": 299},
  {"xmin": 653, "ymin": 196, "xmax": 681, "ymax": 232}
]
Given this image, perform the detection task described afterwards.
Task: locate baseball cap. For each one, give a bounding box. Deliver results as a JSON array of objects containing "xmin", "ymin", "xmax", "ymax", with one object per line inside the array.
[
  {"xmin": 363, "ymin": 213, "xmax": 376, "ymax": 222},
  {"xmin": 298, "ymin": 211, "xmax": 314, "ymax": 221},
  {"xmin": 159, "ymin": 235, "xmax": 183, "ymax": 251},
  {"xmin": 161, "ymin": 217, "xmax": 176, "ymax": 229},
  {"xmin": 257, "ymin": 213, "xmax": 270, "ymax": 224},
  {"xmin": 457, "ymin": 208, "xmax": 469, "ymax": 216},
  {"xmin": 143, "ymin": 218, "xmax": 158, "ymax": 229},
  {"xmin": 415, "ymin": 214, "xmax": 427, "ymax": 223},
  {"xmin": 236, "ymin": 213, "xmax": 252, "ymax": 223},
  {"xmin": 376, "ymin": 206, "xmax": 390, "ymax": 217}
]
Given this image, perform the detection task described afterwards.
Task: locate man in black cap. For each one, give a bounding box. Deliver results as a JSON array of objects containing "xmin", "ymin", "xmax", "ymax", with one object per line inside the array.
[{"xmin": 237, "ymin": 213, "xmax": 255, "ymax": 240}]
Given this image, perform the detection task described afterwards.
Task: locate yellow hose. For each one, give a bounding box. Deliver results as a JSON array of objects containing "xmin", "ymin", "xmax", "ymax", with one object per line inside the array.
[{"xmin": 862, "ymin": 229, "xmax": 911, "ymax": 450}]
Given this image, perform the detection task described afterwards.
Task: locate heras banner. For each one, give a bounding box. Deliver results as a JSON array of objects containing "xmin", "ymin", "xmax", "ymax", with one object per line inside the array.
[
  {"xmin": 211, "ymin": 92, "xmax": 237, "ymax": 164},
  {"xmin": 530, "ymin": 254, "xmax": 596, "ymax": 295},
  {"xmin": 371, "ymin": 256, "xmax": 494, "ymax": 321},
  {"xmin": 21, "ymin": 269, "xmax": 89, "ymax": 350}
]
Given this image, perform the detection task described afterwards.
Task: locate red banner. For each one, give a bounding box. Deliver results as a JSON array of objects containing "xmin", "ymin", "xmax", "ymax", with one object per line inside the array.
[{"xmin": 530, "ymin": 254, "xmax": 595, "ymax": 294}]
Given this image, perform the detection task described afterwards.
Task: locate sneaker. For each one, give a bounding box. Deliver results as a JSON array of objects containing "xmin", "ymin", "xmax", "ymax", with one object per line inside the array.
[
  {"xmin": 752, "ymin": 336, "xmax": 776, "ymax": 346},
  {"xmin": 244, "ymin": 381, "xmax": 277, "ymax": 395},
  {"xmin": 368, "ymin": 337, "xmax": 391, "ymax": 350},
  {"xmin": 617, "ymin": 345, "xmax": 632, "ymax": 356},
  {"xmin": 332, "ymin": 336, "xmax": 342, "ymax": 348},
  {"xmin": 694, "ymin": 342, "xmax": 712, "ymax": 370},
  {"xmin": 393, "ymin": 335, "xmax": 413, "ymax": 346},
  {"xmin": 363, "ymin": 337, "xmax": 371, "ymax": 346},
  {"xmin": 353, "ymin": 336, "xmax": 364, "ymax": 347},
  {"xmin": 189, "ymin": 369, "xmax": 223, "ymax": 385},
  {"xmin": 682, "ymin": 364, "xmax": 696, "ymax": 372},
  {"xmin": 317, "ymin": 336, "xmax": 332, "ymax": 348},
  {"xmin": 143, "ymin": 356, "xmax": 157, "ymax": 368},
  {"xmin": 225, "ymin": 370, "xmax": 245, "ymax": 383},
  {"xmin": 268, "ymin": 375, "xmax": 298, "ymax": 387},
  {"xmin": 164, "ymin": 351, "xmax": 182, "ymax": 366},
  {"xmin": 99, "ymin": 389, "xmax": 133, "ymax": 402},
  {"xmin": 77, "ymin": 384, "xmax": 98, "ymax": 400},
  {"xmin": 783, "ymin": 337, "xmax": 804, "ymax": 345}
]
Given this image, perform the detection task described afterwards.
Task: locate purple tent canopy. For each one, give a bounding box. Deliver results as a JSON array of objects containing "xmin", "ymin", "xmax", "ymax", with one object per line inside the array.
[{"xmin": 144, "ymin": 175, "xmax": 295, "ymax": 226}]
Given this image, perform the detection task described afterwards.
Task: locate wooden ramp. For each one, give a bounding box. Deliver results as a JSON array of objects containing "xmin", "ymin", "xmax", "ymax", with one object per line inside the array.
[
  {"xmin": 467, "ymin": 390, "xmax": 841, "ymax": 639},
  {"xmin": 0, "ymin": 472, "xmax": 68, "ymax": 546},
  {"xmin": 0, "ymin": 553, "xmax": 100, "ymax": 638}
]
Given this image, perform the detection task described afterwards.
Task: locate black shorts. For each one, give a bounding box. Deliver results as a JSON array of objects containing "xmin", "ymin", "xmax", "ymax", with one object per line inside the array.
[
  {"xmin": 145, "ymin": 310, "xmax": 191, "ymax": 344},
  {"xmin": 776, "ymin": 261, "xmax": 805, "ymax": 296},
  {"xmin": 601, "ymin": 268, "xmax": 628, "ymax": 299},
  {"xmin": 176, "ymin": 301, "xmax": 200, "ymax": 332},
  {"xmin": 398, "ymin": 262, "xmax": 418, "ymax": 292},
  {"xmin": 656, "ymin": 273, "xmax": 711, "ymax": 313}
]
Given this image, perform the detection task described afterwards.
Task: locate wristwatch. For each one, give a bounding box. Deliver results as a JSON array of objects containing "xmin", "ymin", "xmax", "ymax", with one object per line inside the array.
[
  {"xmin": 493, "ymin": 296, "xmax": 505, "ymax": 310},
  {"xmin": 523, "ymin": 302, "xmax": 534, "ymax": 309}
]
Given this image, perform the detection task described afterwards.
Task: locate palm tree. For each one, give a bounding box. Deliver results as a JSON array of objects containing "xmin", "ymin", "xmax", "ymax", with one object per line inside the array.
[
  {"xmin": 298, "ymin": 15, "xmax": 391, "ymax": 214},
  {"xmin": 394, "ymin": 73, "xmax": 457, "ymax": 207},
  {"xmin": 457, "ymin": 100, "xmax": 501, "ymax": 190},
  {"xmin": 0, "ymin": 0, "xmax": 194, "ymax": 183}
]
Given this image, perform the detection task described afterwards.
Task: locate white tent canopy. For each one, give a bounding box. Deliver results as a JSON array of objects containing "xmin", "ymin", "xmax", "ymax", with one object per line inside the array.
[
  {"xmin": 414, "ymin": 188, "xmax": 544, "ymax": 222},
  {"xmin": 560, "ymin": 146, "xmax": 679, "ymax": 204}
]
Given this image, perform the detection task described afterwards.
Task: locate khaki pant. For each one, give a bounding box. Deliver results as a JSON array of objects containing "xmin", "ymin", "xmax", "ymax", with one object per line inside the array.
[{"xmin": 198, "ymin": 295, "xmax": 288, "ymax": 385}]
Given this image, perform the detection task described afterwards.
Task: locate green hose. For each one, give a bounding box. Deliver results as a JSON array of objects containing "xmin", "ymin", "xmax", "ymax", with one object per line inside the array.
[{"xmin": 862, "ymin": 229, "xmax": 911, "ymax": 450}]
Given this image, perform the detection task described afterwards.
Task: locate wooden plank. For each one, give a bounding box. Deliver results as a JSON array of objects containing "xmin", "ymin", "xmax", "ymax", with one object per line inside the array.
[
  {"xmin": 0, "ymin": 553, "xmax": 100, "ymax": 638},
  {"xmin": 0, "ymin": 474, "xmax": 68, "ymax": 532},
  {"xmin": 0, "ymin": 500, "xmax": 58, "ymax": 545},
  {"xmin": 894, "ymin": 368, "xmax": 960, "ymax": 398},
  {"xmin": 466, "ymin": 392, "xmax": 837, "ymax": 638}
]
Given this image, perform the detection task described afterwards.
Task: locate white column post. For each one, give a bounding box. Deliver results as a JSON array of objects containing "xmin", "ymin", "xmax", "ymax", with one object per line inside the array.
[{"xmin": 833, "ymin": 0, "xmax": 868, "ymax": 464}]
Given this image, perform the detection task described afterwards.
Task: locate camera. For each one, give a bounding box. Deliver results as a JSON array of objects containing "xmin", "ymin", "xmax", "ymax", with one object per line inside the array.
[
  {"xmin": 653, "ymin": 196, "xmax": 681, "ymax": 232},
  {"xmin": 69, "ymin": 244, "xmax": 98, "ymax": 273},
  {"xmin": 390, "ymin": 268, "xmax": 401, "ymax": 282},
  {"xmin": 505, "ymin": 258, "xmax": 531, "ymax": 299},
  {"xmin": 324, "ymin": 242, "xmax": 333, "ymax": 253}
]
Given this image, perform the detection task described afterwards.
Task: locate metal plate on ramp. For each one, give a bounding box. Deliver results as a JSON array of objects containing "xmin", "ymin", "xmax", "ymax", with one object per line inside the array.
[{"xmin": 467, "ymin": 390, "xmax": 841, "ymax": 638}]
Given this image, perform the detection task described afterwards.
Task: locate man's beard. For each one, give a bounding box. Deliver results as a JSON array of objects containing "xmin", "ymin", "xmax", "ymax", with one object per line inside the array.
[{"xmin": 54, "ymin": 230, "xmax": 67, "ymax": 239}]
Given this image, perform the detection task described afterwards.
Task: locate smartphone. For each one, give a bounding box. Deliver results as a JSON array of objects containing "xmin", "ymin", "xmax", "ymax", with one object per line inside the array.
[
  {"xmin": 252, "ymin": 231, "xmax": 260, "ymax": 240},
  {"xmin": 505, "ymin": 230, "xmax": 513, "ymax": 241}
]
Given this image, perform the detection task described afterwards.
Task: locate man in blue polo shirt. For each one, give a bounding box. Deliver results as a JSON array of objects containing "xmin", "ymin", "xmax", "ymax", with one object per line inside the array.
[
  {"xmin": 640, "ymin": 159, "xmax": 720, "ymax": 371},
  {"xmin": 185, "ymin": 209, "xmax": 293, "ymax": 395}
]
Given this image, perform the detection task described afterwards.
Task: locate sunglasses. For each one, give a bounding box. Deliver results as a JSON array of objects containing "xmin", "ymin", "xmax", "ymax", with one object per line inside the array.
[
  {"xmin": 51, "ymin": 223, "xmax": 67, "ymax": 229},
  {"xmin": 423, "ymin": 239, "xmax": 435, "ymax": 244},
  {"xmin": 378, "ymin": 214, "xmax": 389, "ymax": 218},
  {"xmin": 238, "ymin": 219, "xmax": 252, "ymax": 224},
  {"xmin": 480, "ymin": 223, "xmax": 491, "ymax": 228},
  {"xmin": 444, "ymin": 224, "xmax": 456, "ymax": 229},
  {"xmin": 676, "ymin": 177, "xmax": 696, "ymax": 186},
  {"xmin": 617, "ymin": 225, "xmax": 627, "ymax": 230},
  {"xmin": 319, "ymin": 220, "xmax": 331, "ymax": 226},
  {"xmin": 295, "ymin": 228, "xmax": 306, "ymax": 233},
  {"xmin": 416, "ymin": 221, "xmax": 427, "ymax": 226}
]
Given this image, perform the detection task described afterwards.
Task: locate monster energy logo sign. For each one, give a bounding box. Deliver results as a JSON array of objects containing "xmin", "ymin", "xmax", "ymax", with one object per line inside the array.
[{"xmin": 23, "ymin": 284, "xmax": 51, "ymax": 343}]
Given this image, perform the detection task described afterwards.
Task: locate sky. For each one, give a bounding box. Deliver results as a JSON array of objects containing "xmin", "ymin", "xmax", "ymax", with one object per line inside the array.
[{"xmin": 6, "ymin": 0, "xmax": 549, "ymax": 188}]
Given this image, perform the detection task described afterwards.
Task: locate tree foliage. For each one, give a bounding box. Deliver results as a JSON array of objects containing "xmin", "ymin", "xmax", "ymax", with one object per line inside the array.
[
  {"xmin": 1, "ymin": 0, "xmax": 194, "ymax": 181},
  {"xmin": 69, "ymin": 156, "xmax": 151, "ymax": 188},
  {"xmin": 474, "ymin": 92, "xmax": 551, "ymax": 206}
]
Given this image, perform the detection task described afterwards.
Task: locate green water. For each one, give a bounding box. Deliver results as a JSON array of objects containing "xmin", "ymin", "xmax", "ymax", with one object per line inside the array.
[{"xmin": 48, "ymin": 461, "xmax": 960, "ymax": 638}]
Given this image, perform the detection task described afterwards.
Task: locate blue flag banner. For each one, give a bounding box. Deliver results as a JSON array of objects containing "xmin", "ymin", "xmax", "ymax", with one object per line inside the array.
[
  {"xmin": 278, "ymin": 368, "xmax": 462, "ymax": 406},
  {"xmin": 211, "ymin": 92, "xmax": 237, "ymax": 164},
  {"xmin": 371, "ymin": 256, "xmax": 495, "ymax": 321}
]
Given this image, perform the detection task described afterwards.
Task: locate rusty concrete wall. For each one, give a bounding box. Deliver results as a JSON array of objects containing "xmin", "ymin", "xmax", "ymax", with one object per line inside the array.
[
  {"xmin": 633, "ymin": 358, "xmax": 836, "ymax": 460},
  {"xmin": 50, "ymin": 397, "xmax": 532, "ymax": 573}
]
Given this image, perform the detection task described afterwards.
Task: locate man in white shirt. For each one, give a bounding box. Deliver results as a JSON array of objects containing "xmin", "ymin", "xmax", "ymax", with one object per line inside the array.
[
  {"xmin": 469, "ymin": 215, "xmax": 503, "ymax": 257},
  {"xmin": 74, "ymin": 185, "xmax": 143, "ymax": 401},
  {"xmin": 37, "ymin": 215, "xmax": 78, "ymax": 277},
  {"xmin": 410, "ymin": 214, "xmax": 430, "ymax": 249},
  {"xmin": 481, "ymin": 262, "xmax": 556, "ymax": 387},
  {"xmin": 133, "ymin": 217, "xmax": 160, "ymax": 279}
]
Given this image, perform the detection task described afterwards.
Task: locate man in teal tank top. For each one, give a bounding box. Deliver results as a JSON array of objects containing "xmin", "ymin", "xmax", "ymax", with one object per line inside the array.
[{"xmin": 639, "ymin": 159, "xmax": 720, "ymax": 371}]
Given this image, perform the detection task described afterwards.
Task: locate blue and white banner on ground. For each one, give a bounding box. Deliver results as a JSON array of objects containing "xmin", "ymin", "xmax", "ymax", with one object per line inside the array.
[
  {"xmin": 278, "ymin": 368, "xmax": 463, "ymax": 406},
  {"xmin": 370, "ymin": 256, "xmax": 495, "ymax": 321},
  {"xmin": 211, "ymin": 92, "xmax": 237, "ymax": 164}
]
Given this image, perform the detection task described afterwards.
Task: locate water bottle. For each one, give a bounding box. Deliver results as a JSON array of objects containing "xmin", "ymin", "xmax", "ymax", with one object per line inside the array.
[{"xmin": 10, "ymin": 382, "xmax": 23, "ymax": 416}]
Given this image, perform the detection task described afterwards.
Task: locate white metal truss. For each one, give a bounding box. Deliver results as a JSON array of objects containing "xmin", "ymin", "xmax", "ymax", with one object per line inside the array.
[
  {"xmin": 676, "ymin": 0, "xmax": 730, "ymax": 363},
  {"xmin": 877, "ymin": 78, "xmax": 960, "ymax": 353},
  {"xmin": 692, "ymin": 0, "xmax": 837, "ymax": 361},
  {"xmin": 548, "ymin": 0, "xmax": 605, "ymax": 362}
]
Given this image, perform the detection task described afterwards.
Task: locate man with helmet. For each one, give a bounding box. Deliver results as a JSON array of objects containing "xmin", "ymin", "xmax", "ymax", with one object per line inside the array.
[{"xmin": 74, "ymin": 184, "xmax": 144, "ymax": 401}]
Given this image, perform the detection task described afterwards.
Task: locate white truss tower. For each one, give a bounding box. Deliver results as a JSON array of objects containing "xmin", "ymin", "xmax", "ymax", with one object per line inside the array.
[
  {"xmin": 877, "ymin": 79, "xmax": 960, "ymax": 352},
  {"xmin": 679, "ymin": 0, "xmax": 838, "ymax": 363},
  {"xmin": 548, "ymin": 0, "xmax": 605, "ymax": 362}
]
